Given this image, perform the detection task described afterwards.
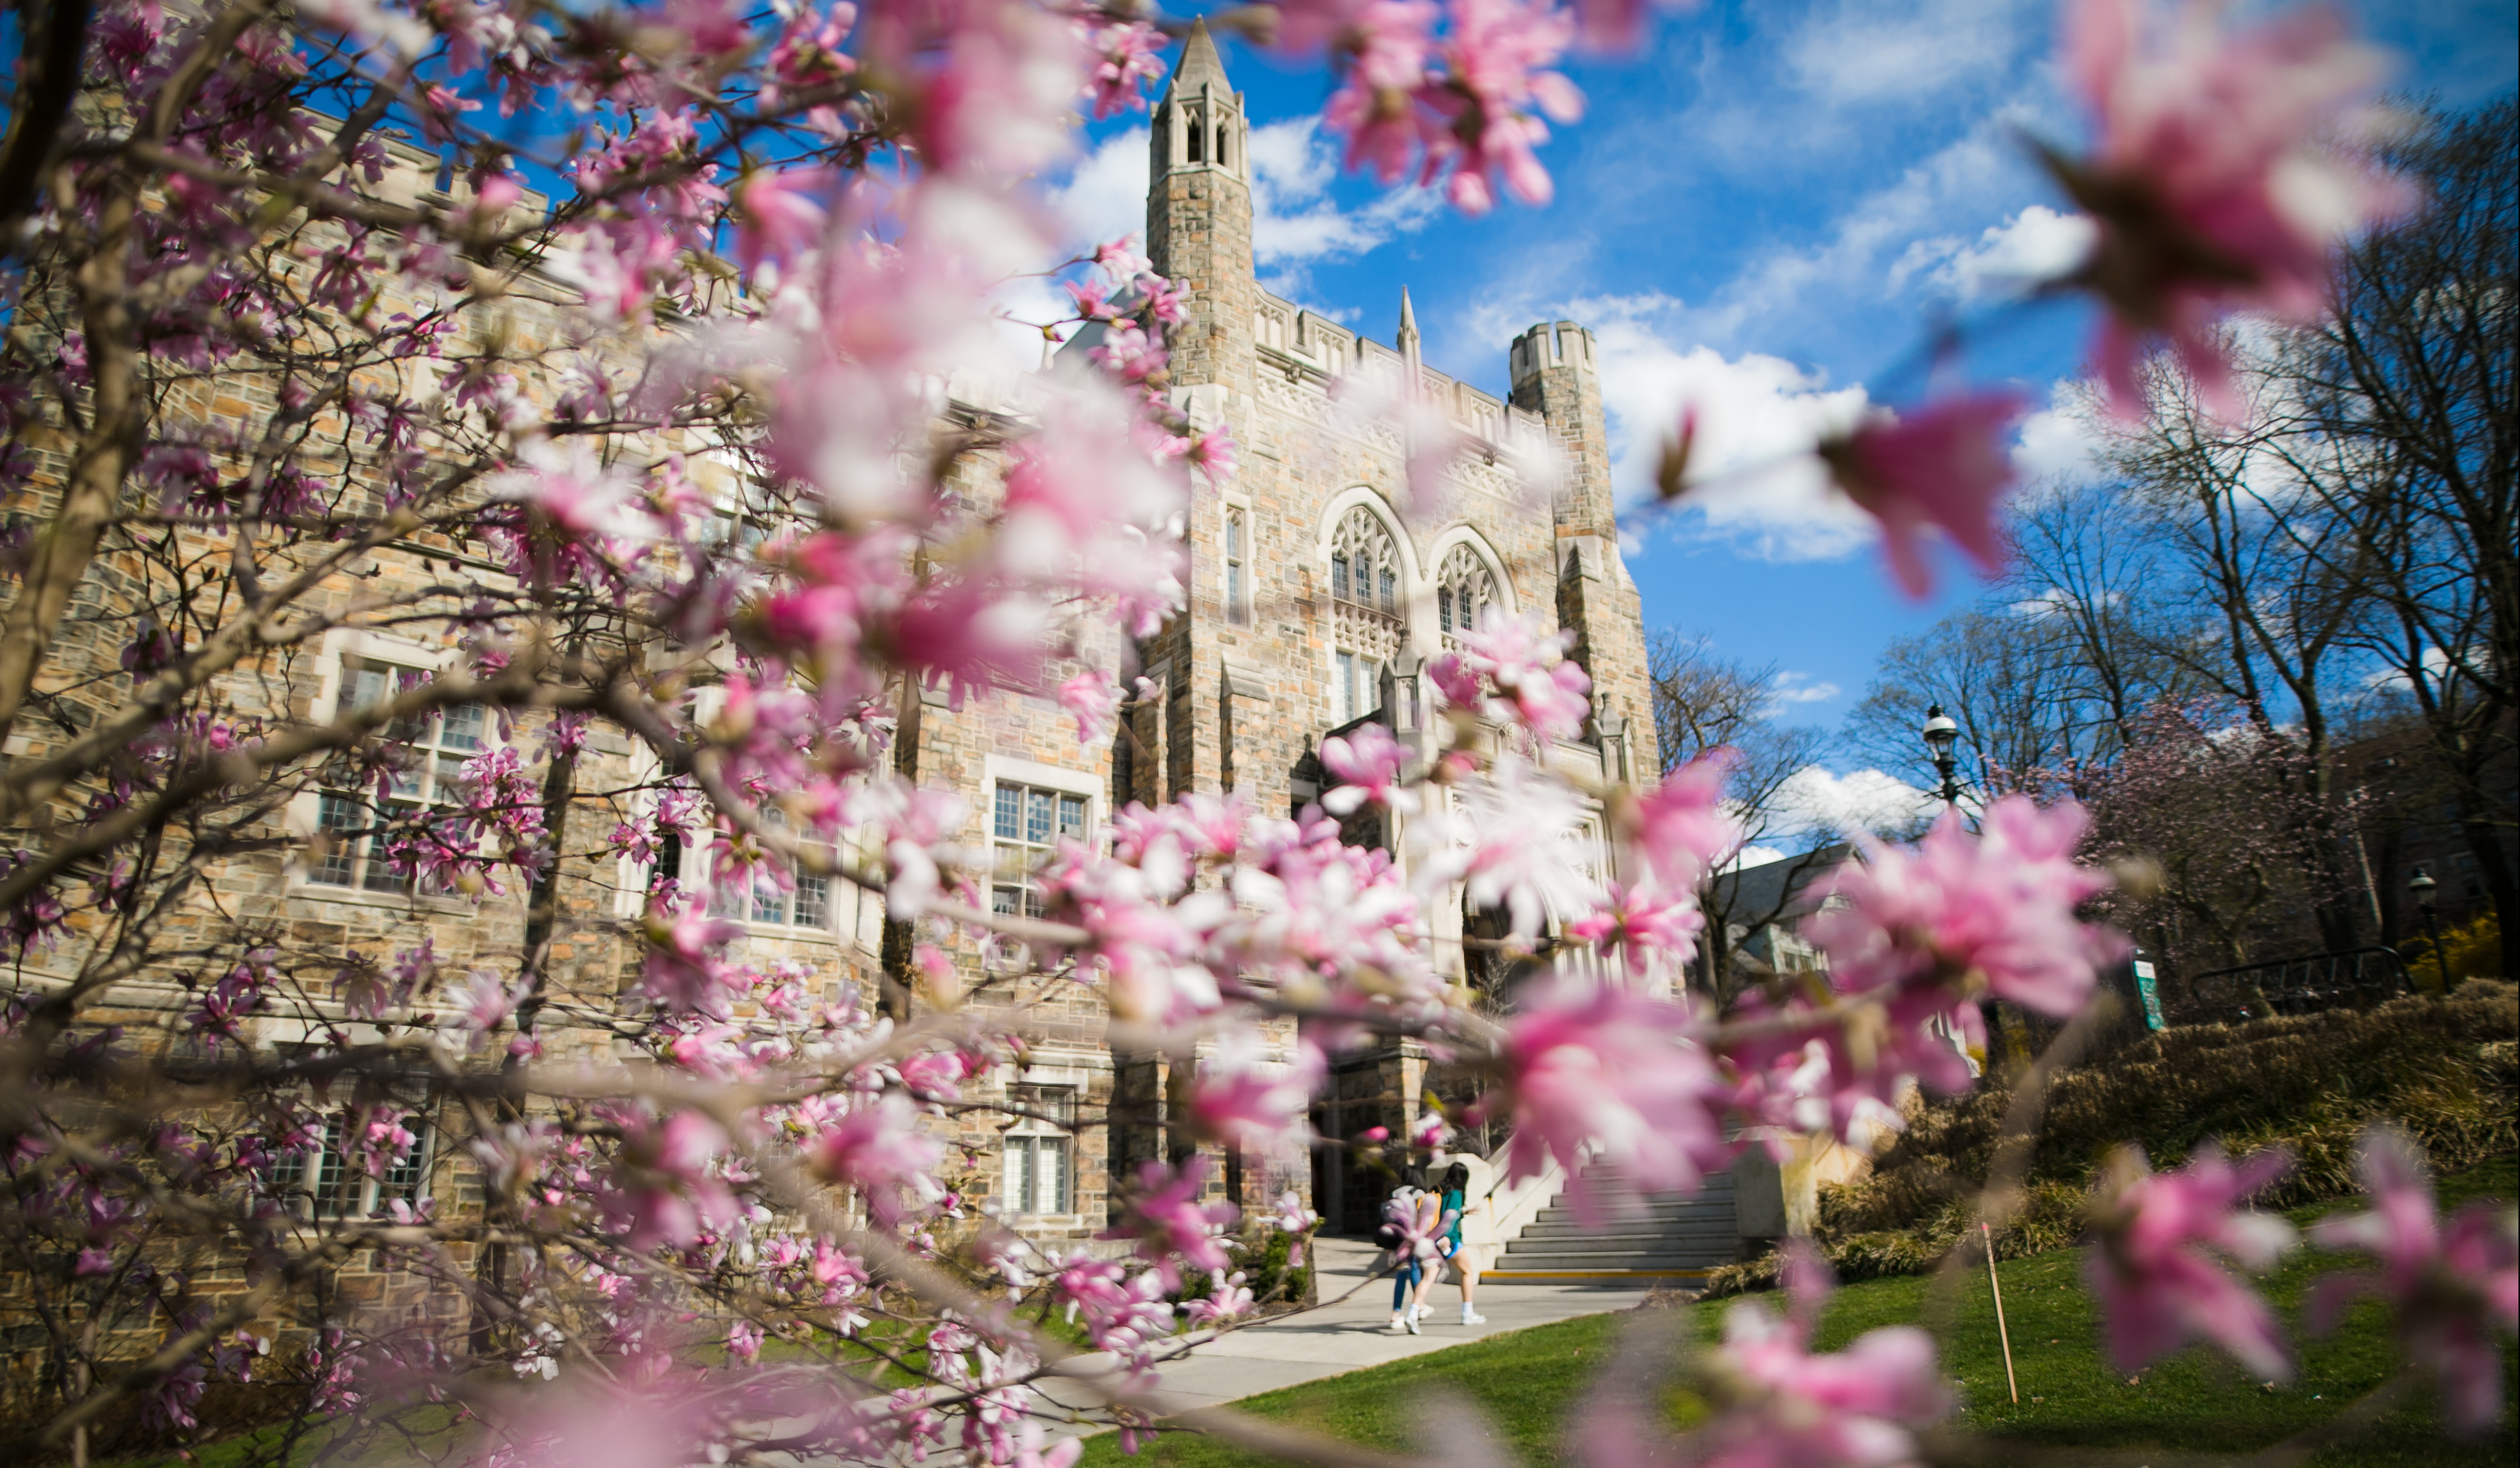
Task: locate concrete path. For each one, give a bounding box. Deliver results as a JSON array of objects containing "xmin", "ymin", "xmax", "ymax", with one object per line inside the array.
[{"xmin": 1038, "ymin": 1237, "xmax": 1653, "ymax": 1428}]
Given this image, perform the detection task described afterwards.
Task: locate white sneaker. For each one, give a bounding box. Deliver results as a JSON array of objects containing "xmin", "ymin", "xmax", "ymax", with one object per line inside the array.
[
  {"xmin": 1411, "ymin": 1303, "xmax": 1432, "ymax": 1321},
  {"xmin": 1461, "ymin": 1308, "xmax": 1487, "ymax": 1325},
  {"xmin": 1406, "ymin": 1313, "xmax": 1421, "ymax": 1335},
  {"xmin": 1388, "ymin": 1314, "xmax": 1408, "ymax": 1333}
]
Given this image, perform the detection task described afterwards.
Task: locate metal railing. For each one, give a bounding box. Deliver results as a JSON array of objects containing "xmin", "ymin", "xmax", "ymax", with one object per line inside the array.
[{"xmin": 2170, "ymin": 945, "xmax": 2412, "ymax": 1025}]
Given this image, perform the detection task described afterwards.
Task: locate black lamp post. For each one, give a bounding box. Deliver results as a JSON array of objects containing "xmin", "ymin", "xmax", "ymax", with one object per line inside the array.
[
  {"xmin": 2408, "ymin": 867, "xmax": 2448, "ymax": 992},
  {"xmin": 1921, "ymin": 704, "xmax": 1962, "ymax": 806}
]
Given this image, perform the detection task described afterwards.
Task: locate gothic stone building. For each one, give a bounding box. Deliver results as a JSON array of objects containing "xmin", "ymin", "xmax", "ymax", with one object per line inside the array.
[
  {"xmin": 1065, "ymin": 25, "xmax": 1662, "ymax": 1231},
  {"xmin": 2, "ymin": 28, "xmax": 1661, "ymax": 1337}
]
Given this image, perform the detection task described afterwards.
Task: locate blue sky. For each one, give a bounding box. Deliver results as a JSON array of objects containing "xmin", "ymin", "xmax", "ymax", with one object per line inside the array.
[{"xmin": 1041, "ymin": 0, "xmax": 2518, "ymax": 789}]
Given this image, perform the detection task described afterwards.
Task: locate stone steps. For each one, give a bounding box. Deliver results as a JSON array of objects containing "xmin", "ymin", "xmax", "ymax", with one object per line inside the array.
[{"xmin": 1487, "ymin": 1163, "xmax": 1740, "ymax": 1276}]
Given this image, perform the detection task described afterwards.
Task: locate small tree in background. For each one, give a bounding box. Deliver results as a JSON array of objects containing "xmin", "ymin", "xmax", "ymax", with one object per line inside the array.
[{"xmin": 2071, "ymin": 700, "xmax": 2360, "ymax": 983}]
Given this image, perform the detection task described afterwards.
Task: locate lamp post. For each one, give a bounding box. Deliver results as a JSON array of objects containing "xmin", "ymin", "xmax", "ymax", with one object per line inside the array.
[
  {"xmin": 2408, "ymin": 867, "xmax": 2448, "ymax": 993},
  {"xmin": 1921, "ymin": 704, "xmax": 1962, "ymax": 807}
]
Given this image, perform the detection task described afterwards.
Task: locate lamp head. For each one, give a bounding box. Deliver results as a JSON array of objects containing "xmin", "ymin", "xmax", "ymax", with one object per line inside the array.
[
  {"xmin": 1921, "ymin": 704, "xmax": 1960, "ymax": 758},
  {"xmin": 2408, "ymin": 867, "xmax": 2438, "ymax": 907}
]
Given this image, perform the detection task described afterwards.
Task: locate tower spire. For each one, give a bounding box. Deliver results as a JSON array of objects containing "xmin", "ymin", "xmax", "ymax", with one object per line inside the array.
[
  {"xmin": 1398, "ymin": 286, "xmax": 1420, "ymax": 378},
  {"xmin": 1166, "ymin": 16, "xmax": 1231, "ymax": 100}
]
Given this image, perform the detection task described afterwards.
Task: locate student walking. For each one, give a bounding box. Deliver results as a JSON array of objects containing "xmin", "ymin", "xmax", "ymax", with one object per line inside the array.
[
  {"xmin": 1415, "ymin": 1159, "xmax": 1491, "ymax": 1326},
  {"xmin": 1381, "ymin": 1165, "xmax": 1438, "ymax": 1334}
]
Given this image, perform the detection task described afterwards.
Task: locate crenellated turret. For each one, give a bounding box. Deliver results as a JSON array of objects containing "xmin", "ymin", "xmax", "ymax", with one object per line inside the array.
[
  {"xmin": 1145, "ymin": 19, "xmax": 1254, "ymax": 392},
  {"xmin": 1510, "ymin": 319, "xmax": 1658, "ymax": 776}
]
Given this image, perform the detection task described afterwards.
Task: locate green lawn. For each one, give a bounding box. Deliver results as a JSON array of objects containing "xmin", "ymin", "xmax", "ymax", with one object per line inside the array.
[{"xmin": 1087, "ymin": 1157, "xmax": 2520, "ymax": 1468}]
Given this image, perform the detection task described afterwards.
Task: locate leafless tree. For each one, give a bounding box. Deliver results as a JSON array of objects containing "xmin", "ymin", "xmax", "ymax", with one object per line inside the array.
[
  {"xmin": 2287, "ymin": 100, "xmax": 2519, "ymax": 977},
  {"xmin": 1646, "ymin": 630, "xmax": 1835, "ymax": 1000}
]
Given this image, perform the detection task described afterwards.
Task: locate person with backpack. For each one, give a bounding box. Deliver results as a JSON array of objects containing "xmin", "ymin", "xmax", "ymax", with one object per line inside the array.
[
  {"xmin": 1379, "ymin": 1164, "xmax": 1438, "ymax": 1334},
  {"xmin": 1415, "ymin": 1158, "xmax": 1491, "ymax": 1326}
]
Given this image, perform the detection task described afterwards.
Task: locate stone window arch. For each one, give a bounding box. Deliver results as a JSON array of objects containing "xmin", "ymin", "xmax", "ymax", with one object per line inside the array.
[
  {"xmin": 1434, "ymin": 542, "xmax": 1498, "ymax": 641},
  {"xmin": 1330, "ymin": 505, "xmax": 1399, "ymax": 616},
  {"xmin": 1325, "ymin": 502, "xmax": 1407, "ymax": 726}
]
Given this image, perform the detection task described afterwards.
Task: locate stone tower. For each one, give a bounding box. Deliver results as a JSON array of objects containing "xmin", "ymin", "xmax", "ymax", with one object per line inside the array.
[
  {"xmin": 1146, "ymin": 19, "xmax": 1255, "ymax": 394},
  {"xmin": 1512, "ymin": 322, "xmax": 1659, "ymax": 778}
]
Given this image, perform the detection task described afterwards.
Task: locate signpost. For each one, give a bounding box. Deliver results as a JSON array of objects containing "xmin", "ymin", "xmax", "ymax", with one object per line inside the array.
[{"xmin": 2132, "ymin": 954, "xmax": 2165, "ymax": 1031}]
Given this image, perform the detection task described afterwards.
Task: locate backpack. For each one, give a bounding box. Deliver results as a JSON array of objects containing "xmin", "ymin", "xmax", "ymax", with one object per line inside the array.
[{"xmin": 1373, "ymin": 1186, "xmax": 1419, "ymax": 1251}]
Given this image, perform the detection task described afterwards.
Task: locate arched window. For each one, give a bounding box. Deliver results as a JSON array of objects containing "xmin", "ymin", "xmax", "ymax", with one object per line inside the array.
[
  {"xmin": 1435, "ymin": 543, "xmax": 1498, "ymax": 641},
  {"xmin": 1330, "ymin": 506, "xmax": 1397, "ymax": 615},
  {"xmin": 1327, "ymin": 505, "xmax": 1405, "ymax": 727}
]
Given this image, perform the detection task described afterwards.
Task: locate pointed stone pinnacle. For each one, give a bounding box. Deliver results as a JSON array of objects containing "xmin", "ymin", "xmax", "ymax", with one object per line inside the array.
[{"xmin": 1166, "ymin": 16, "xmax": 1232, "ymax": 101}]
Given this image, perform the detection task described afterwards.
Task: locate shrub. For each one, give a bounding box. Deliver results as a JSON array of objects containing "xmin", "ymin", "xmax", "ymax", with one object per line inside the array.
[{"xmin": 1702, "ymin": 984, "xmax": 2517, "ymax": 1299}]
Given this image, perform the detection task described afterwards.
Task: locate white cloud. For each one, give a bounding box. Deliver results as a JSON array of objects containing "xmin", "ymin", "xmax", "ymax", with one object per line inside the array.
[
  {"xmin": 1768, "ymin": 671, "xmax": 1842, "ymax": 706},
  {"xmin": 2012, "ymin": 391, "xmax": 2108, "ymax": 485},
  {"xmin": 1894, "ymin": 205, "xmax": 2096, "ymax": 301},
  {"xmin": 1248, "ymin": 118, "xmax": 1443, "ymax": 281},
  {"xmin": 1785, "ymin": 0, "xmax": 2024, "ymax": 105},
  {"xmin": 1535, "ymin": 294, "xmax": 1874, "ymax": 562},
  {"xmin": 1769, "ymin": 765, "xmax": 1936, "ymax": 839},
  {"xmin": 1726, "ymin": 843, "xmax": 1790, "ymax": 873},
  {"xmin": 1046, "ymin": 127, "xmax": 1152, "ymax": 253}
]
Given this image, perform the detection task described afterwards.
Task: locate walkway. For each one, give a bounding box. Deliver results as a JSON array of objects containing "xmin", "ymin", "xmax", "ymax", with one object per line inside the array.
[{"xmin": 1038, "ymin": 1236, "xmax": 1655, "ymax": 1428}]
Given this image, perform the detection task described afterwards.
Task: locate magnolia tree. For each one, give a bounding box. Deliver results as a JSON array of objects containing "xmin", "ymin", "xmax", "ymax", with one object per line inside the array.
[{"xmin": 0, "ymin": 0, "xmax": 2510, "ymax": 1465}]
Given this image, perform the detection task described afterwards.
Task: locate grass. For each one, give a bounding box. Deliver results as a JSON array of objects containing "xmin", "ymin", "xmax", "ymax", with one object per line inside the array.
[{"xmin": 1084, "ymin": 1157, "xmax": 2520, "ymax": 1468}]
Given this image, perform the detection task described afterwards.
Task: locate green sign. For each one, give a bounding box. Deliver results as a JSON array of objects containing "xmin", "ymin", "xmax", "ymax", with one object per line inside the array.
[{"xmin": 2133, "ymin": 959, "xmax": 2165, "ymax": 1030}]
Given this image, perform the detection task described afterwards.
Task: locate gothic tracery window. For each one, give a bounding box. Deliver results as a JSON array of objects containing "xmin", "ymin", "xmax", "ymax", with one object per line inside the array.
[
  {"xmin": 1330, "ymin": 506, "xmax": 1398, "ymax": 616},
  {"xmin": 1328, "ymin": 504, "xmax": 1404, "ymax": 727},
  {"xmin": 1436, "ymin": 543, "xmax": 1498, "ymax": 641}
]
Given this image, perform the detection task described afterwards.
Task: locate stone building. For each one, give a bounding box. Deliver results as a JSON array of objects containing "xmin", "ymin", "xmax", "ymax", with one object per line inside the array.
[
  {"xmin": 1049, "ymin": 22, "xmax": 1661, "ymax": 1232},
  {"xmin": 2, "ymin": 27, "xmax": 1662, "ymax": 1327}
]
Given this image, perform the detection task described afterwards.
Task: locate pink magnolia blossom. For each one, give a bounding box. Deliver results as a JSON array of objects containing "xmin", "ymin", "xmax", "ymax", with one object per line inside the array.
[
  {"xmin": 808, "ymin": 1092, "xmax": 946, "ymax": 1230},
  {"xmin": 1622, "ymin": 748, "xmax": 1743, "ymax": 891},
  {"xmin": 1084, "ymin": 20, "xmax": 1168, "ymax": 118},
  {"xmin": 1566, "ymin": 0, "xmax": 1682, "ymax": 52},
  {"xmin": 1273, "ymin": 1190, "xmax": 1322, "ymax": 1266},
  {"xmin": 1057, "ymin": 667, "xmax": 1121, "ymax": 745},
  {"xmin": 1320, "ymin": 721, "xmax": 1418, "ymax": 815},
  {"xmin": 1563, "ymin": 879, "xmax": 1704, "ymax": 968},
  {"xmin": 605, "ymin": 1110, "xmax": 740, "ymax": 1251},
  {"xmin": 1436, "ymin": 754, "xmax": 1605, "ymax": 939},
  {"xmin": 2086, "ymin": 1143, "xmax": 2298, "ymax": 1380},
  {"xmin": 638, "ymin": 902, "xmax": 750, "ymax": 1017},
  {"xmin": 1094, "ymin": 235, "xmax": 1154, "ymax": 284},
  {"xmin": 1185, "ymin": 421, "xmax": 1239, "ymax": 480},
  {"xmin": 1430, "ymin": 608, "xmax": 1592, "ymax": 741},
  {"xmin": 2055, "ymin": 0, "xmax": 2413, "ymax": 416},
  {"xmin": 1184, "ymin": 1272, "xmax": 1256, "ymax": 1326},
  {"xmin": 2307, "ymin": 1125, "xmax": 2520, "ymax": 1434},
  {"xmin": 1817, "ymin": 391, "xmax": 2028, "ymax": 599},
  {"xmin": 1322, "ymin": 2, "xmax": 1443, "ymax": 184},
  {"xmin": 1186, "ymin": 1034, "xmax": 1324, "ymax": 1153},
  {"xmin": 734, "ymin": 168, "xmax": 831, "ymax": 275},
  {"xmin": 494, "ymin": 438, "xmax": 652, "ymax": 544},
  {"xmin": 452, "ymin": 969, "xmax": 527, "ymax": 1033},
  {"xmin": 1480, "ymin": 971, "xmax": 1733, "ymax": 1221},
  {"xmin": 1102, "ymin": 1156, "xmax": 1238, "ymax": 1287},
  {"xmin": 1423, "ymin": 0, "xmax": 1584, "ymax": 214},
  {"xmin": 1013, "ymin": 1424, "xmax": 1084, "ymax": 1468},
  {"xmin": 1660, "ymin": 1246, "xmax": 1952, "ymax": 1468},
  {"xmin": 1805, "ymin": 794, "xmax": 2124, "ymax": 1020}
]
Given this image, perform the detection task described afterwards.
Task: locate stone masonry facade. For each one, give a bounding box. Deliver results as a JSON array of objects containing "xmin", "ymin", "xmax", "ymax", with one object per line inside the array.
[{"xmin": 0, "ymin": 30, "xmax": 1664, "ymax": 1388}]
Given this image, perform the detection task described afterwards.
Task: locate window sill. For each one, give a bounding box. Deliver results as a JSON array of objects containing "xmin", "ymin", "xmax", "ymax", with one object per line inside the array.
[
  {"xmin": 290, "ymin": 877, "xmax": 514, "ymax": 918},
  {"xmin": 736, "ymin": 922, "xmax": 853, "ymax": 947}
]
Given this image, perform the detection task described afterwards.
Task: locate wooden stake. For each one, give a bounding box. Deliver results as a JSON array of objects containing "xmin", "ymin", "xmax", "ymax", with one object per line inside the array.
[{"xmin": 1982, "ymin": 1221, "xmax": 2019, "ymax": 1404}]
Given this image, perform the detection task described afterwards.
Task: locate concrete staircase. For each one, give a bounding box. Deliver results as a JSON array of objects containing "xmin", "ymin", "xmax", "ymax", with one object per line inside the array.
[{"xmin": 1486, "ymin": 1167, "xmax": 1740, "ymax": 1278}]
